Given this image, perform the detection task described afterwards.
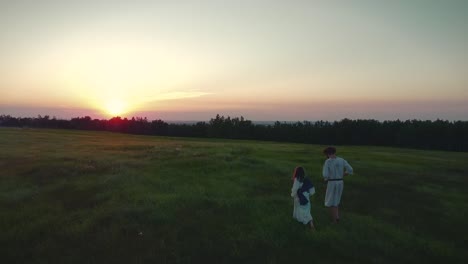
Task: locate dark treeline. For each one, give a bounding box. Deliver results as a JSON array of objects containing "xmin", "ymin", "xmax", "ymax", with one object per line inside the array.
[{"xmin": 1, "ymin": 114, "xmax": 467, "ymax": 152}]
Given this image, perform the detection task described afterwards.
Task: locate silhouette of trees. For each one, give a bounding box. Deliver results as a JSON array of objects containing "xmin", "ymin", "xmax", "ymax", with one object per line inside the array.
[
  {"xmin": 206, "ymin": 114, "xmax": 253, "ymax": 139},
  {"xmin": 1, "ymin": 114, "xmax": 467, "ymax": 152}
]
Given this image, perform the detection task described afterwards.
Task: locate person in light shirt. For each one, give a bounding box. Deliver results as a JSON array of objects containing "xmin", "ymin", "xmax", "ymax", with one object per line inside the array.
[{"xmin": 322, "ymin": 147, "xmax": 353, "ymax": 224}]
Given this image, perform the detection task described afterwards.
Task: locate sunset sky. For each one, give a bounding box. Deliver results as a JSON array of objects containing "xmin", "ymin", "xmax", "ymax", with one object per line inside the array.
[{"xmin": 1, "ymin": 0, "xmax": 467, "ymax": 121}]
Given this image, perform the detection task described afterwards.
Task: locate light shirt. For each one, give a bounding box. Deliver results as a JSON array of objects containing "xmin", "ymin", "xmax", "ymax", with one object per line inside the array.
[{"xmin": 322, "ymin": 157, "xmax": 353, "ymax": 180}]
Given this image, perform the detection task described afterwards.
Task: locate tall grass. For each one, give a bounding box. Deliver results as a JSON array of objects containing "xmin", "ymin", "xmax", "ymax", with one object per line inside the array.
[{"xmin": 1, "ymin": 128, "xmax": 467, "ymax": 263}]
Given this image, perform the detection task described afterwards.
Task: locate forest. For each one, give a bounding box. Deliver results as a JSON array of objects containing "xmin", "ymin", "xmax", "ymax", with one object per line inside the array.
[{"xmin": 1, "ymin": 114, "xmax": 467, "ymax": 152}]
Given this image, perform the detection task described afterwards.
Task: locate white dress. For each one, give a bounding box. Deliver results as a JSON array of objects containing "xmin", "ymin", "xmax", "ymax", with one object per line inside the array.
[{"xmin": 291, "ymin": 178, "xmax": 315, "ymax": 224}]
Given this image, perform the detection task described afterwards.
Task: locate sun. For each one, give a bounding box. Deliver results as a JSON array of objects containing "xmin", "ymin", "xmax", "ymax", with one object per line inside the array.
[{"xmin": 105, "ymin": 99, "xmax": 127, "ymax": 116}]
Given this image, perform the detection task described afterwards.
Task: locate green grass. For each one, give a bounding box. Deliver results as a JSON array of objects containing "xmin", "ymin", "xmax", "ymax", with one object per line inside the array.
[{"xmin": 1, "ymin": 127, "xmax": 467, "ymax": 263}]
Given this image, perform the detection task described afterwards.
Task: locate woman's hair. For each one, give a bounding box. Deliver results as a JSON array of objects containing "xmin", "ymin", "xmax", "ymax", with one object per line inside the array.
[
  {"xmin": 292, "ymin": 166, "xmax": 305, "ymax": 182},
  {"xmin": 323, "ymin": 146, "xmax": 337, "ymax": 156}
]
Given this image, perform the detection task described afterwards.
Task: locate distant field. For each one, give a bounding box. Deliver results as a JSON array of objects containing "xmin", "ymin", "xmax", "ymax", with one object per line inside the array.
[{"xmin": 1, "ymin": 128, "xmax": 467, "ymax": 263}]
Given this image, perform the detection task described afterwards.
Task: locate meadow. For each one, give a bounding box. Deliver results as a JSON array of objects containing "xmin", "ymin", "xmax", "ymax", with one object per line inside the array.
[{"xmin": 1, "ymin": 127, "xmax": 467, "ymax": 263}]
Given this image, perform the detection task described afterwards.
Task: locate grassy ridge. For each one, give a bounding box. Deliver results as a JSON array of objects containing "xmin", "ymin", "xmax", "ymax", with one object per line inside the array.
[{"xmin": 1, "ymin": 128, "xmax": 467, "ymax": 263}]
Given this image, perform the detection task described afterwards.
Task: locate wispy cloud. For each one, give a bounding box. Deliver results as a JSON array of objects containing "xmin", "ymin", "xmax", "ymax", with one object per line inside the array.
[{"xmin": 144, "ymin": 91, "xmax": 212, "ymax": 102}]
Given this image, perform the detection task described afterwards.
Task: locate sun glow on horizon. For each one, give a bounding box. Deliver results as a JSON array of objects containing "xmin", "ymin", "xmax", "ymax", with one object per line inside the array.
[{"xmin": 104, "ymin": 99, "xmax": 128, "ymax": 116}]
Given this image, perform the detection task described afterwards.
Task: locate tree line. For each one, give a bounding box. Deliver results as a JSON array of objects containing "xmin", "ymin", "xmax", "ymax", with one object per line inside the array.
[{"xmin": 1, "ymin": 114, "xmax": 467, "ymax": 152}]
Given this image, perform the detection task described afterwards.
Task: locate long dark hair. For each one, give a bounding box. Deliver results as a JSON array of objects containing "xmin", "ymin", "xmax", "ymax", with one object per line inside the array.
[{"xmin": 292, "ymin": 166, "xmax": 305, "ymax": 182}]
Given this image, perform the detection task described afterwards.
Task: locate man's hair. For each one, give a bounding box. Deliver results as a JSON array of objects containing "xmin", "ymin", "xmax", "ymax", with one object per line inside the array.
[{"xmin": 323, "ymin": 146, "xmax": 336, "ymax": 156}]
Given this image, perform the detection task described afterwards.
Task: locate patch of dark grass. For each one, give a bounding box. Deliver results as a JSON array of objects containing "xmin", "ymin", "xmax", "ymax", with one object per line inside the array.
[{"xmin": 45, "ymin": 184, "xmax": 108, "ymax": 211}]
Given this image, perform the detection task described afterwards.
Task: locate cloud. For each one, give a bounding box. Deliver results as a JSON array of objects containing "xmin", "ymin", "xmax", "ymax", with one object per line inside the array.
[{"xmin": 144, "ymin": 91, "xmax": 212, "ymax": 102}]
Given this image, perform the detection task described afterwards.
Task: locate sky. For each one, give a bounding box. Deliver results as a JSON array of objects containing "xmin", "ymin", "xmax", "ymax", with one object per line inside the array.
[{"xmin": 0, "ymin": 0, "xmax": 467, "ymax": 121}]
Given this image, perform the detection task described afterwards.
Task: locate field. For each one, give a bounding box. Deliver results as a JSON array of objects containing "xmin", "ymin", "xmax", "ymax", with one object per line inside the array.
[{"xmin": 1, "ymin": 128, "xmax": 467, "ymax": 263}]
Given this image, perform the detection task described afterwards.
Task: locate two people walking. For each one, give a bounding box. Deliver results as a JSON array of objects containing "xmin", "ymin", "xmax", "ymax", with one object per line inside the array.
[{"xmin": 291, "ymin": 146, "xmax": 353, "ymax": 229}]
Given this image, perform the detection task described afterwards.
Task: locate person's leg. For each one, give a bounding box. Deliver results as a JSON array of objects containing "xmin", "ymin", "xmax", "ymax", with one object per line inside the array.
[
  {"xmin": 336, "ymin": 182, "xmax": 344, "ymax": 222},
  {"xmin": 308, "ymin": 220, "xmax": 315, "ymax": 231},
  {"xmin": 336, "ymin": 206, "xmax": 340, "ymax": 222},
  {"xmin": 325, "ymin": 182, "xmax": 335, "ymax": 222},
  {"xmin": 330, "ymin": 206, "xmax": 338, "ymax": 223},
  {"xmin": 328, "ymin": 182, "xmax": 340, "ymax": 223}
]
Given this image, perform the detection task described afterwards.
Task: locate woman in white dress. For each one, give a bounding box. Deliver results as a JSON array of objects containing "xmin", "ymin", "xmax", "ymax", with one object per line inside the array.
[{"xmin": 291, "ymin": 166, "xmax": 316, "ymax": 230}]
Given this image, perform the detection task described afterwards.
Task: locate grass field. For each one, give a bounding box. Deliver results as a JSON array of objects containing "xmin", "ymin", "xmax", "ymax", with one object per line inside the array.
[{"xmin": 1, "ymin": 127, "xmax": 467, "ymax": 263}]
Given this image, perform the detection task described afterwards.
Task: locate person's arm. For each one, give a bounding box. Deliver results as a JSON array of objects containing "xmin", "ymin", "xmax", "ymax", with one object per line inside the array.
[
  {"xmin": 322, "ymin": 160, "xmax": 329, "ymax": 181},
  {"xmin": 291, "ymin": 179, "xmax": 300, "ymax": 198},
  {"xmin": 309, "ymin": 186, "xmax": 315, "ymax": 196},
  {"xmin": 343, "ymin": 159, "xmax": 353, "ymax": 176}
]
